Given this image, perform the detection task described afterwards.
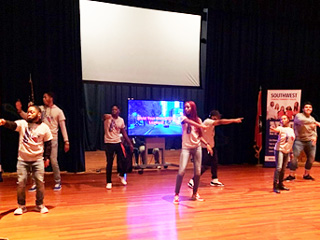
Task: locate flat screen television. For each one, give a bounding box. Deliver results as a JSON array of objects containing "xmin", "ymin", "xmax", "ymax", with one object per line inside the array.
[{"xmin": 128, "ymin": 100, "xmax": 184, "ymax": 136}]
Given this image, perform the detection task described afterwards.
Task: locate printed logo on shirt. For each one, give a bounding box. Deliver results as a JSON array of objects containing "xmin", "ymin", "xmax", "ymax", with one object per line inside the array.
[
  {"xmin": 23, "ymin": 128, "xmax": 39, "ymax": 143},
  {"xmin": 109, "ymin": 119, "xmax": 118, "ymax": 132},
  {"xmin": 45, "ymin": 116, "xmax": 53, "ymax": 124}
]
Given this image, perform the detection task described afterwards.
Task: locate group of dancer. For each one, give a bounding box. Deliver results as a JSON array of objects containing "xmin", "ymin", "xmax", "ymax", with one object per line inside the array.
[
  {"xmin": 271, "ymin": 101, "xmax": 319, "ymax": 193},
  {"xmin": 173, "ymin": 101, "xmax": 243, "ymax": 204},
  {"xmin": 0, "ymin": 98, "xmax": 245, "ymax": 211},
  {"xmin": 101, "ymin": 101, "xmax": 243, "ymax": 204},
  {"xmin": 1, "ymin": 97, "xmax": 318, "ymax": 214}
]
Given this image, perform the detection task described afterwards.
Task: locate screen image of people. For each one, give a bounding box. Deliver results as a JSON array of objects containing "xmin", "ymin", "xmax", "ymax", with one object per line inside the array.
[{"xmin": 267, "ymin": 101, "xmax": 300, "ymax": 120}]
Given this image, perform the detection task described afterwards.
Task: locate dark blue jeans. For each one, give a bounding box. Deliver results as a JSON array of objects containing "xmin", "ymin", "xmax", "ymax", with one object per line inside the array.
[
  {"xmin": 274, "ymin": 150, "xmax": 289, "ymax": 185},
  {"xmin": 290, "ymin": 140, "xmax": 316, "ymax": 171}
]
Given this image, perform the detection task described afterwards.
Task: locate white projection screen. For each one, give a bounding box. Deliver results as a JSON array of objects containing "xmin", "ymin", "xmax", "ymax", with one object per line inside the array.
[{"xmin": 80, "ymin": 0, "xmax": 201, "ymax": 86}]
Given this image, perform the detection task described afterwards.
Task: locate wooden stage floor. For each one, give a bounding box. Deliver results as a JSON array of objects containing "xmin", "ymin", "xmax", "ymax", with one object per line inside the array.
[{"xmin": 1, "ymin": 151, "xmax": 320, "ymax": 240}]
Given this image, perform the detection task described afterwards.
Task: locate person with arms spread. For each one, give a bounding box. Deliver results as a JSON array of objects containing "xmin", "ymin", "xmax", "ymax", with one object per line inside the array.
[
  {"xmin": 188, "ymin": 110, "xmax": 243, "ymax": 188},
  {"xmin": 0, "ymin": 105, "xmax": 52, "ymax": 215},
  {"xmin": 270, "ymin": 114, "xmax": 295, "ymax": 193}
]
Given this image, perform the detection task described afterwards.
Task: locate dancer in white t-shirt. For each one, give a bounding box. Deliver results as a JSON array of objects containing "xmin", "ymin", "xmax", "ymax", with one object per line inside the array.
[
  {"xmin": 0, "ymin": 105, "xmax": 52, "ymax": 215},
  {"xmin": 104, "ymin": 105, "xmax": 133, "ymax": 190},
  {"xmin": 270, "ymin": 114, "xmax": 295, "ymax": 193},
  {"xmin": 188, "ymin": 110, "xmax": 243, "ymax": 188}
]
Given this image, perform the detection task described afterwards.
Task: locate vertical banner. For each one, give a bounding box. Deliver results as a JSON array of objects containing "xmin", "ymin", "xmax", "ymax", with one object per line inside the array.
[{"xmin": 264, "ymin": 89, "xmax": 301, "ymax": 167}]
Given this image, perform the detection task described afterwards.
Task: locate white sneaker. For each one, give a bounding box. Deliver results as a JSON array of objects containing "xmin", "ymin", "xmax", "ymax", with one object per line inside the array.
[
  {"xmin": 187, "ymin": 179, "xmax": 194, "ymax": 189},
  {"xmin": 53, "ymin": 183, "xmax": 62, "ymax": 191},
  {"xmin": 28, "ymin": 184, "xmax": 37, "ymax": 192},
  {"xmin": 191, "ymin": 193, "xmax": 205, "ymax": 202},
  {"xmin": 14, "ymin": 205, "xmax": 27, "ymax": 215},
  {"xmin": 35, "ymin": 205, "xmax": 49, "ymax": 214},
  {"xmin": 173, "ymin": 195, "xmax": 179, "ymax": 205},
  {"xmin": 106, "ymin": 183, "xmax": 112, "ymax": 189},
  {"xmin": 118, "ymin": 175, "xmax": 127, "ymax": 185},
  {"xmin": 210, "ymin": 179, "xmax": 224, "ymax": 187}
]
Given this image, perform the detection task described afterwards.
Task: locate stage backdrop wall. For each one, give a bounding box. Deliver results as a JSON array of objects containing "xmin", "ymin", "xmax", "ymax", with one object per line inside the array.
[
  {"xmin": 82, "ymin": 1, "xmax": 320, "ymax": 166},
  {"xmin": 1, "ymin": 0, "xmax": 320, "ymax": 171},
  {"xmin": 203, "ymin": 2, "xmax": 320, "ymax": 164},
  {"xmin": 0, "ymin": 0, "xmax": 85, "ymax": 172}
]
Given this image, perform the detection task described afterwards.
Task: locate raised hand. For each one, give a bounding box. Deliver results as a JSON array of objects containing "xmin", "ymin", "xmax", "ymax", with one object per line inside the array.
[{"xmin": 15, "ymin": 99, "xmax": 22, "ymax": 112}]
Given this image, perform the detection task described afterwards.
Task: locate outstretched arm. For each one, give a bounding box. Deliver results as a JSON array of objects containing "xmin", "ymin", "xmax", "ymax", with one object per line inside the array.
[
  {"xmin": 182, "ymin": 118, "xmax": 207, "ymax": 130},
  {"xmin": 215, "ymin": 118, "xmax": 243, "ymax": 126},
  {"xmin": 270, "ymin": 126, "xmax": 280, "ymax": 133},
  {"xmin": 0, "ymin": 119, "xmax": 17, "ymax": 131}
]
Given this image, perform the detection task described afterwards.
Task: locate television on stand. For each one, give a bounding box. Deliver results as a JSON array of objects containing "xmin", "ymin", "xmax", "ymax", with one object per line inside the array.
[
  {"xmin": 128, "ymin": 100, "xmax": 184, "ymax": 137},
  {"xmin": 127, "ymin": 99, "xmax": 184, "ymax": 171}
]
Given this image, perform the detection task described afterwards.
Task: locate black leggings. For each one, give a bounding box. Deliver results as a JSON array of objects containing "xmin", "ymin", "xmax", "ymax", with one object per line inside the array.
[{"xmin": 201, "ymin": 147, "xmax": 218, "ymax": 179}]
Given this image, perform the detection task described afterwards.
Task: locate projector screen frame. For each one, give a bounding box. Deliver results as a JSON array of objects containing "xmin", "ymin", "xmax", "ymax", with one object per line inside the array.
[{"xmin": 80, "ymin": 0, "xmax": 207, "ymax": 89}]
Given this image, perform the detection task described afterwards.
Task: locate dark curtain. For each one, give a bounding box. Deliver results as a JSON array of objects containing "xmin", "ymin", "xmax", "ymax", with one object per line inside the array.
[
  {"xmin": 1, "ymin": 0, "xmax": 320, "ymax": 170},
  {"xmin": 205, "ymin": 1, "xmax": 320, "ymax": 164},
  {"xmin": 0, "ymin": 0, "xmax": 85, "ymax": 172},
  {"xmin": 83, "ymin": 0, "xmax": 320, "ymax": 165}
]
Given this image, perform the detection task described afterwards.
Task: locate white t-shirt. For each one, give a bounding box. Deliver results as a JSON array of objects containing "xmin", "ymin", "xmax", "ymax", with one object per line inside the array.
[
  {"xmin": 40, "ymin": 104, "xmax": 66, "ymax": 140},
  {"xmin": 294, "ymin": 113, "xmax": 317, "ymax": 141},
  {"xmin": 181, "ymin": 116, "xmax": 202, "ymax": 149},
  {"xmin": 201, "ymin": 118, "xmax": 216, "ymax": 148},
  {"xmin": 274, "ymin": 126, "xmax": 295, "ymax": 153},
  {"xmin": 15, "ymin": 120, "xmax": 53, "ymax": 161},
  {"xmin": 104, "ymin": 116, "xmax": 125, "ymax": 144}
]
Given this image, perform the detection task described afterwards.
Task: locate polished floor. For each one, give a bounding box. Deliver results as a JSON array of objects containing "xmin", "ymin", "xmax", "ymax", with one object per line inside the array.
[{"xmin": 1, "ymin": 151, "xmax": 320, "ymax": 240}]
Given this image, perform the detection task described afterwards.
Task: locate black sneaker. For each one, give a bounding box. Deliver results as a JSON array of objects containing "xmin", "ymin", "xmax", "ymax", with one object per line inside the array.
[
  {"xmin": 303, "ymin": 174, "xmax": 315, "ymax": 181},
  {"xmin": 284, "ymin": 175, "xmax": 295, "ymax": 181}
]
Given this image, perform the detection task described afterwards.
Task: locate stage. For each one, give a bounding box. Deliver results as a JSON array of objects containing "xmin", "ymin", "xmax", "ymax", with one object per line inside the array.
[{"xmin": 1, "ymin": 150, "xmax": 320, "ymax": 239}]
